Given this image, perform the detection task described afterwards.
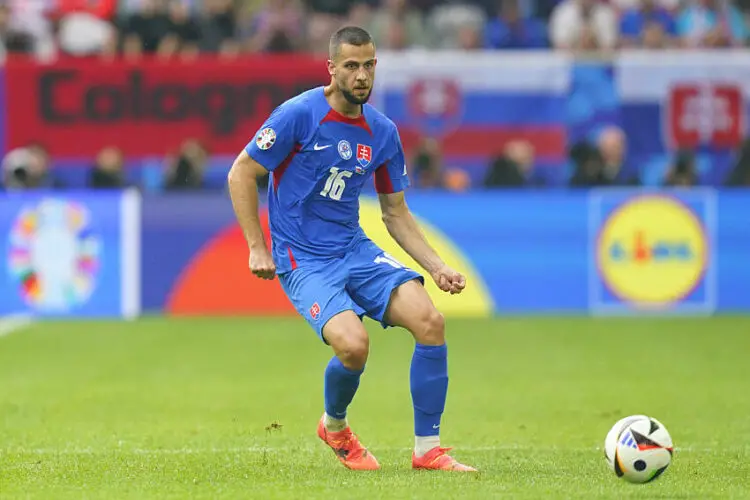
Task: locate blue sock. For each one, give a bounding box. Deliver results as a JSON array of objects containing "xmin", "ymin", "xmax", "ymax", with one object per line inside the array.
[
  {"xmin": 324, "ymin": 356, "xmax": 363, "ymax": 420},
  {"xmin": 410, "ymin": 343, "xmax": 448, "ymax": 436}
]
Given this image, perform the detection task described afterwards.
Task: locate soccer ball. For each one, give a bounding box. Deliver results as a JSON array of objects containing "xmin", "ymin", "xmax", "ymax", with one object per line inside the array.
[{"xmin": 604, "ymin": 415, "xmax": 674, "ymax": 483}]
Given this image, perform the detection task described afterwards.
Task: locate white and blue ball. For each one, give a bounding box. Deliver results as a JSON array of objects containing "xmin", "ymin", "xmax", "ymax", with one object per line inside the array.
[{"xmin": 604, "ymin": 415, "xmax": 674, "ymax": 484}]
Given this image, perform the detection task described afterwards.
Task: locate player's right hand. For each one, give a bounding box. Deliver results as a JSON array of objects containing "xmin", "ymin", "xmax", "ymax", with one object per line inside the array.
[{"xmin": 249, "ymin": 246, "xmax": 276, "ymax": 280}]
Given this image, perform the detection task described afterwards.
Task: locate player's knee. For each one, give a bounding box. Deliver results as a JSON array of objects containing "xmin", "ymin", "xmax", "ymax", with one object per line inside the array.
[
  {"xmin": 334, "ymin": 334, "xmax": 369, "ymax": 370},
  {"xmin": 414, "ymin": 308, "xmax": 445, "ymax": 346}
]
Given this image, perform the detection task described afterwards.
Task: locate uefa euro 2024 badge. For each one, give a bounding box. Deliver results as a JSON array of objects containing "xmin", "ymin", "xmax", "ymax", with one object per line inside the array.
[
  {"xmin": 8, "ymin": 198, "xmax": 101, "ymax": 312},
  {"xmin": 256, "ymin": 128, "xmax": 276, "ymax": 150}
]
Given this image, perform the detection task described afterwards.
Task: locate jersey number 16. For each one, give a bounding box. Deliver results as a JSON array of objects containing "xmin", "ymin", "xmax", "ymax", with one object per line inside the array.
[{"xmin": 320, "ymin": 167, "xmax": 352, "ymax": 201}]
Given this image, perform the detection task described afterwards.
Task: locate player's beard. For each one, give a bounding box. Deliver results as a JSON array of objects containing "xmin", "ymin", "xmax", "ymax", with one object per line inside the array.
[{"xmin": 341, "ymin": 85, "xmax": 372, "ymax": 105}]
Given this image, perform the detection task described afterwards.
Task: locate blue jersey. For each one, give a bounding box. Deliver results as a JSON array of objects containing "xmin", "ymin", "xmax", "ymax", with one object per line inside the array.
[{"xmin": 245, "ymin": 87, "xmax": 410, "ymax": 274}]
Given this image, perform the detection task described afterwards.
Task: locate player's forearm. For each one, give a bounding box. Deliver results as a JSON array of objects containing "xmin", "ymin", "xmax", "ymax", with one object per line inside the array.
[
  {"xmin": 383, "ymin": 211, "xmax": 444, "ymax": 274},
  {"xmin": 227, "ymin": 160, "xmax": 267, "ymax": 250}
]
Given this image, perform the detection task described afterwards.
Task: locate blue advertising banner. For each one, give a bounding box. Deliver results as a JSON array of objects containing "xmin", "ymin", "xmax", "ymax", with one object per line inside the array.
[
  {"xmin": 138, "ymin": 189, "xmax": 750, "ymax": 316},
  {"xmin": 403, "ymin": 190, "xmax": 750, "ymax": 315},
  {"xmin": 0, "ymin": 190, "xmax": 140, "ymax": 318}
]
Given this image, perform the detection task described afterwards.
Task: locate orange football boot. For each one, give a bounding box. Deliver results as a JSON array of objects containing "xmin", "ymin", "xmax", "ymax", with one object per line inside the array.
[
  {"xmin": 412, "ymin": 446, "xmax": 478, "ymax": 472},
  {"xmin": 317, "ymin": 414, "xmax": 380, "ymax": 470}
]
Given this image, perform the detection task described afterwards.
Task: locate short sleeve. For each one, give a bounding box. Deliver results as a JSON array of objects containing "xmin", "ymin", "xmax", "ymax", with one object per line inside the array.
[
  {"xmin": 245, "ymin": 102, "xmax": 304, "ymax": 172},
  {"xmin": 374, "ymin": 127, "xmax": 410, "ymax": 194}
]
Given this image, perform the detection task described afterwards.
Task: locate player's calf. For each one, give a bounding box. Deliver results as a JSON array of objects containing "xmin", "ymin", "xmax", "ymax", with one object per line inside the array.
[{"xmin": 320, "ymin": 311, "xmax": 369, "ymax": 434}]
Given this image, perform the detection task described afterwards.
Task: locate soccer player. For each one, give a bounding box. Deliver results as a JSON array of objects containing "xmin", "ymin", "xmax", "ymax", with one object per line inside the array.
[{"xmin": 227, "ymin": 26, "xmax": 476, "ymax": 472}]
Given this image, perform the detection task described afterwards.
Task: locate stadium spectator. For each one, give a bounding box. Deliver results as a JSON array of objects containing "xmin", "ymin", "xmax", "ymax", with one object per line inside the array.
[
  {"xmin": 597, "ymin": 126, "xmax": 640, "ymax": 185},
  {"xmin": 411, "ymin": 137, "xmax": 444, "ymax": 188},
  {"xmin": 1, "ymin": 148, "xmax": 36, "ymax": 190},
  {"xmin": 239, "ymin": 0, "xmax": 303, "ymax": 53},
  {"xmin": 456, "ymin": 22, "xmax": 484, "ymax": 49},
  {"xmin": 54, "ymin": 0, "xmax": 119, "ymax": 57},
  {"xmin": 618, "ymin": 0, "xmax": 677, "ymax": 48},
  {"xmin": 663, "ymin": 149, "xmax": 699, "ymax": 187},
  {"xmin": 483, "ymin": 140, "xmax": 538, "ymax": 188},
  {"xmin": 305, "ymin": 0, "xmax": 354, "ymax": 54},
  {"xmin": 549, "ymin": 0, "xmax": 619, "ymax": 51},
  {"xmin": 368, "ymin": 0, "xmax": 428, "ymax": 50},
  {"xmin": 427, "ymin": 1, "xmax": 486, "ymax": 49},
  {"xmin": 676, "ymin": 0, "xmax": 749, "ymax": 48},
  {"xmin": 1, "ymin": 0, "xmax": 56, "ymax": 60},
  {"xmin": 164, "ymin": 139, "xmax": 208, "ymax": 190},
  {"xmin": 346, "ymin": 0, "xmax": 373, "ymax": 29},
  {"xmin": 380, "ymin": 16, "xmax": 410, "ymax": 49},
  {"xmin": 534, "ymin": 0, "xmax": 565, "ymax": 21},
  {"xmin": 159, "ymin": 0, "xmax": 202, "ymax": 59},
  {"xmin": 0, "ymin": 3, "xmax": 8, "ymax": 63},
  {"xmin": 409, "ymin": 136, "xmax": 470, "ymax": 190},
  {"xmin": 198, "ymin": 0, "xmax": 239, "ymax": 55},
  {"xmin": 724, "ymin": 138, "xmax": 750, "ymax": 187},
  {"xmin": 484, "ymin": 0, "xmax": 549, "ymax": 49},
  {"xmin": 1, "ymin": 143, "xmax": 60, "ymax": 190},
  {"xmin": 568, "ymin": 141, "xmax": 608, "ymax": 187},
  {"xmin": 122, "ymin": 0, "xmax": 173, "ymax": 57},
  {"xmin": 88, "ymin": 147, "xmax": 126, "ymax": 189}
]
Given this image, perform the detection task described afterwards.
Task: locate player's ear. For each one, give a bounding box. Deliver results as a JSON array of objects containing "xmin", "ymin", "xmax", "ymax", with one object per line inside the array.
[{"xmin": 327, "ymin": 59, "xmax": 335, "ymax": 77}]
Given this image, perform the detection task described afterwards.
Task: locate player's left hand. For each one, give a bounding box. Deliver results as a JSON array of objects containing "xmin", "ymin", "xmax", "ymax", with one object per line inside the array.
[{"xmin": 431, "ymin": 264, "xmax": 466, "ymax": 295}]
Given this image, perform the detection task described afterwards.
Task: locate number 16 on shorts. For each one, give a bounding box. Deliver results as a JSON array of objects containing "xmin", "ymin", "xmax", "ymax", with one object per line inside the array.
[{"xmin": 375, "ymin": 252, "xmax": 404, "ymax": 269}]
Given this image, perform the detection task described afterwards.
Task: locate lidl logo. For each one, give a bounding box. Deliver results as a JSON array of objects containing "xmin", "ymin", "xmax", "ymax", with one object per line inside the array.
[{"xmin": 596, "ymin": 195, "xmax": 708, "ymax": 307}]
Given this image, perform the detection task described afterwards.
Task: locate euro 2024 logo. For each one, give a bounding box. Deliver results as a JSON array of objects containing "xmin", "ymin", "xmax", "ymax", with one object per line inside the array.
[{"xmin": 7, "ymin": 199, "xmax": 101, "ymax": 312}]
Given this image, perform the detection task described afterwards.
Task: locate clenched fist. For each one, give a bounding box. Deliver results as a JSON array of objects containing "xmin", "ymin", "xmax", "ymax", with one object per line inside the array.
[
  {"xmin": 249, "ymin": 245, "xmax": 276, "ymax": 280},
  {"xmin": 431, "ymin": 264, "xmax": 466, "ymax": 295}
]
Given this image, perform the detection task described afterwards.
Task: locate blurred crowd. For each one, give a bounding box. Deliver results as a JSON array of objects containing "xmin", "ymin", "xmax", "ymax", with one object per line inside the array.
[
  {"xmin": 413, "ymin": 130, "xmax": 750, "ymax": 189},
  {"xmin": 1, "ymin": 0, "xmax": 750, "ymax": 62},
  {"xmin": 4, "ymin": 131, "xmax": 750, "ymax": 192},
  {"xmin": 1, "ymin": 139, "xmax": 215, "ymax": 191}
]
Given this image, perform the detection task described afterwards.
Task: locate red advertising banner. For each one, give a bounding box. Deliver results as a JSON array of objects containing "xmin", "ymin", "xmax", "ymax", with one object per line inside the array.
[{"xmin": 6, "ymin": 56, "xmax": 328, "ymax": 156}]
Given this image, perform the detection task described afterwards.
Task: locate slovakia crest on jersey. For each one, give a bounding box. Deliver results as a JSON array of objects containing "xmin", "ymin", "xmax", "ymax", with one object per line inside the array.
[
  {"xmin": 357, "ymin": 144, "xmax": 372, "ymax": 168},
  {"xmin": 309, "ymin": 302, "xmax": 320, "ymax": 321}
]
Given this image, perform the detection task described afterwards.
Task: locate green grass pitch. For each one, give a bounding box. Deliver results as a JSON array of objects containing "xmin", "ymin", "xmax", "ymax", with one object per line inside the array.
[{"xmin": 1, "ymin": 316, "xmax": 749, "ymax": 499}]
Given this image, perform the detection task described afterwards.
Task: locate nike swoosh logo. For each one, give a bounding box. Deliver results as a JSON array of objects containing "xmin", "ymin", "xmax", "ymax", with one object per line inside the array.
[{"xmin": 314, "ymin": 143, "xmax": 332, "ymax": 151}]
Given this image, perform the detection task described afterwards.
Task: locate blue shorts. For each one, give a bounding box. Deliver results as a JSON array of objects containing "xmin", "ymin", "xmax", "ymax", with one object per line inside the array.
[{"xmin": 278, "ymin": 238, "xmax": 424, "ymax": 342}]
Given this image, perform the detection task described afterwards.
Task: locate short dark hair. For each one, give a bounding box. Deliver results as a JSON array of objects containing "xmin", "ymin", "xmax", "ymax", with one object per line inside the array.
[{"xmin": 329, "ymin": 26, "xmax": 373, "ymax": 60}]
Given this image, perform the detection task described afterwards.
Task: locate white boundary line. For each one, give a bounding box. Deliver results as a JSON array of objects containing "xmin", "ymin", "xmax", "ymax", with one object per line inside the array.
[
  {"xmin": 0, "ymin": 445, "xmax": 730, "ymax": 455},
  {"xmin": 0, "ymin": 313, "xmax": 33, "ymax": 339}
]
